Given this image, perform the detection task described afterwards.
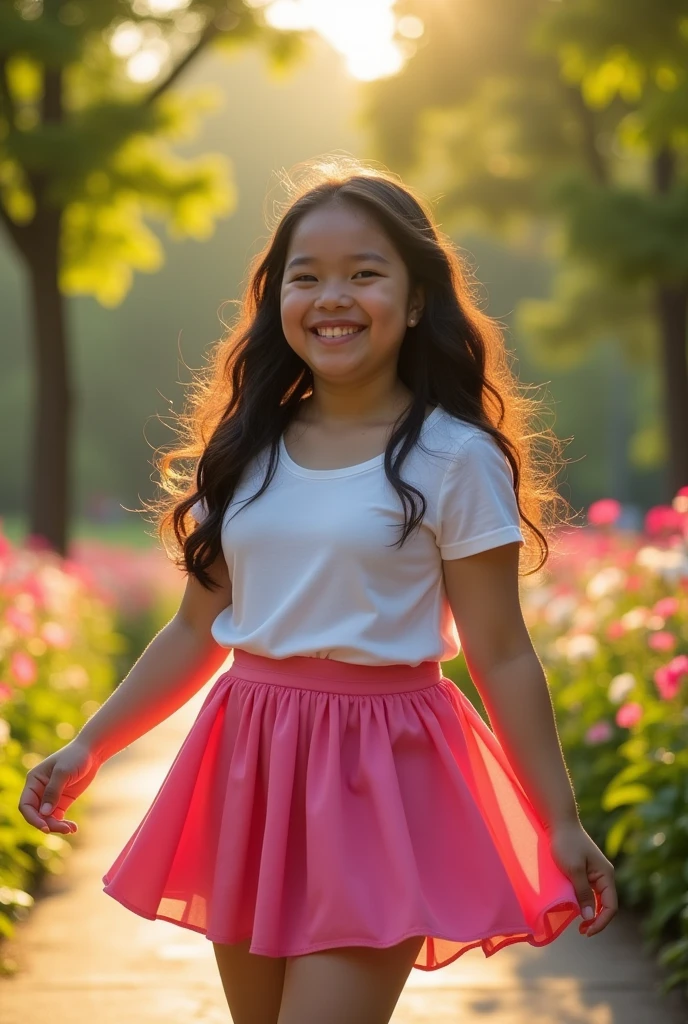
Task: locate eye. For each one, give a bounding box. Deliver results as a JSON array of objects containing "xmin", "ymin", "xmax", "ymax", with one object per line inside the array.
[{"xmin": 353, "ymin": 270, "xmax": 380, "ymax": 279}]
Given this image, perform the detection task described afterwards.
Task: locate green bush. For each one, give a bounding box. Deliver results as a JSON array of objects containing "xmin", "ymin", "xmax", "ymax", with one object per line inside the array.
[
  {"xmin": 446, "ymin": 491, "xmax": 688, "ymax": 996},
  {"xmin": 0, "ymin": 528, "xmax": 181, "ymax": 963}
]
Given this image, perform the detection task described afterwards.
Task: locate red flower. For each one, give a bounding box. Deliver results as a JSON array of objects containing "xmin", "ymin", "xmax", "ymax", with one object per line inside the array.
[
  {"xmin": 587, "ymin": 499, "xmax": 622, "ymax": 526},
  {"xmin": 648, "ymin": 631, "xmax": 676, "ymax": 652},
  {"xmin": 616, "ymin": 702, "xmax": 643, "ymax": 728},
  {"xmin": 654, "ymin": 656, "xmax": 688, "ymax": 700},
  {"xmin": 10, "ymin": 652, "xmax": 37, "ymax": 687}
]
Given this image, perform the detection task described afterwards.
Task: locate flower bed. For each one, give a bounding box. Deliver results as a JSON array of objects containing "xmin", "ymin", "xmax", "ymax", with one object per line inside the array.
[
  {"xmin": 3, "ymin": 490, "xmax": 687, "ymax": 993},
  {"xmin": 0, "ymin": 526, "xmax": 182, "ymax": 964},
  {"xmin": 445, "ymin": 488, "xmax": 688, "ymax": 995}
]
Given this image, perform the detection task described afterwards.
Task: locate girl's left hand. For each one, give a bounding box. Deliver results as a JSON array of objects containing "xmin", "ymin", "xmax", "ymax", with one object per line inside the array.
[{"xmin": 545, "ymin": 819, "xmax": 618, "ymax": 937}]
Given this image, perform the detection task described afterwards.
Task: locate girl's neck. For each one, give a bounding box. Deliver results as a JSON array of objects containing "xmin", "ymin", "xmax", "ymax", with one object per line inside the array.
[{"xmin": 301, "ymin": 388, "xmax": 415, "ymax": 428}]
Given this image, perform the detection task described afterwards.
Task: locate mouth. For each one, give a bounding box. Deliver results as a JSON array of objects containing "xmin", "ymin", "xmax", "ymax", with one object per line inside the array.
[{"xmin": 310, "ymin": 326, "xmax": 367, "ymax": 346}]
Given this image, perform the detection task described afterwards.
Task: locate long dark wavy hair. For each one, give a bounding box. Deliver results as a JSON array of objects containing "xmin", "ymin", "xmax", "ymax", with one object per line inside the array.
[{"xmin": 151, "ymin": 155, "xmax": 572, "ymax": 590}]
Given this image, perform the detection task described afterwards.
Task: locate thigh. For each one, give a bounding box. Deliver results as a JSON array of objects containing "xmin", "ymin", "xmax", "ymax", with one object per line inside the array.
[
  {"xmin": 277, "ymin": 935, "xmax": 425, "ymax": 1024},
  {"xmin": 212, "ymin": 938, "xmax": 287, "ymax": 1024}
]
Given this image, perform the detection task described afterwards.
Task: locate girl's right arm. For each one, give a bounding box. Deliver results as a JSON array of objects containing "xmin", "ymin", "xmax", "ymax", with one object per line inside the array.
[
  {"xmin": 76, "ymin": 550, "xmax": 233, "ymax": 763},
  {"xmin": 18, "ymin": 551, "xmax": 233, "ymax": 834}
]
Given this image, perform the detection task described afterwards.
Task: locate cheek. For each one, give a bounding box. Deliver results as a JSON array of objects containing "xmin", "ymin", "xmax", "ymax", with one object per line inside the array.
[
  {"xmin": 280, "ymin": 290, "xmax": 307, "ymax": 330},
  {"xmin": 364, "ymin": 286, "xmax": 406, "ymax": 329}
]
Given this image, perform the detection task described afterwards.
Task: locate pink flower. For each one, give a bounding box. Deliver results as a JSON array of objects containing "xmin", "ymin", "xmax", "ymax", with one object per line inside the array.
[
  {"xmin": 648, "ymin": 631, "xmax": 677, "ymax": 652},
  {"xmin": 606, "ymin": 621, "xmax": 626, "ymax": 640},
  {"xmin": 0, "ymin": 529, "xmax": 12, "ymax": 560},
  {"xmin": 588, "ymin": 499, "xmax": 621, "ymax": 526},
  {"xmin": 40, "ymin": 621, "xmax": 71, "ymax": 648},
  {"xmin": 10, "ymin": 652, "xmax": 37, "ymax": 686},
  {"xmin": 4, "ymin": 606, "xmax": 36, "ymax": 635},
  {"xmin": 13, "ymin": 576, "xmax": 46, "ymax": 609},
  {"xmin": 624, "ymin": 574, "xmax": 644, "ymax": 592},
  {"xmin": 653, "ymin": 597, "xmax": 679, "ymax": 619},
  {"xmin": 644, "ymin": 505, "xmax": 684, "ymax": 536},
  {"xmin": 0, "ymin": 682, "xmax": 13, "ymax": 703},
  {"xmin": 585, "ymin": 720, "xmax": 613, "ymax": 744},
  {"xmin": 616, "ymin": 702, "xmax": 644, "ymax": 728},
  {"xmin": 654, "ymin": 656, "xmax": 688, "ymax": 700}
]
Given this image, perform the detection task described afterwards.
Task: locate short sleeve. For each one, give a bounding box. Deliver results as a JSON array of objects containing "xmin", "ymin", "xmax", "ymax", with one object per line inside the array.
[
  {"xmin": 190, "ymin": 497, "xmax": 209, "ymax": 524},
  {"xmin": 437, "ymin": 430, "xmax": 525, "ymax": 559}
]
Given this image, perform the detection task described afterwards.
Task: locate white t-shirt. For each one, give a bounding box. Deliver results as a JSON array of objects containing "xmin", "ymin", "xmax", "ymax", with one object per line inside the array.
[{"xmin": 191, "ymin": 405, "xmax": 524, "ymax": 666}]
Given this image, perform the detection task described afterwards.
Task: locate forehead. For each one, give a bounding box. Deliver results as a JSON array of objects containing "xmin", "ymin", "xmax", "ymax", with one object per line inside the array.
[{"xmin": 285, "ymin": 202, "xmax": 398, "ymax": 262}]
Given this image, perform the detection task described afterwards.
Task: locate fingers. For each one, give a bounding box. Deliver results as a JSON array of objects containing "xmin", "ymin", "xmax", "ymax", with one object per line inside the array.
[
  {"xmin": 584, "ymin": 896, "xmax": 617, "ymax": 936},
  {"xmin": 39, "ymin": 812, "xmax": 77, "ymax": 835},
  {"xmin": 19, "ymin": 769, "xmax": 75, "ymax": 835},
  {"xmin": 580, "ymin": 868, "xmax": 618, "ymax": 937}
]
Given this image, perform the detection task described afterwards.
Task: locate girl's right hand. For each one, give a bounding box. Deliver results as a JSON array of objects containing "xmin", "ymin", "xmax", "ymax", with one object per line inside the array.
[{"xmin": 18, "ymin": 739, "xmax": 103, "ymax": 835}]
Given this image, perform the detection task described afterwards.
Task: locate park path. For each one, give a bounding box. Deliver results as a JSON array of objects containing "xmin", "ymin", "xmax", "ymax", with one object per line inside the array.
[{"xmin": 1, "ymin": 664, "xmax": 687, "ymax": 1024}]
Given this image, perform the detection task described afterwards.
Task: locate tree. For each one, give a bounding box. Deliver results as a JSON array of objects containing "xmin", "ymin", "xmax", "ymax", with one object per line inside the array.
[
  {"xmin": 363, "ymin": 0, "xmax": 688, "ymax": 497},
  {"xmin": 0, "ymin": 0, "xmax": 303, "ymax": 553}
]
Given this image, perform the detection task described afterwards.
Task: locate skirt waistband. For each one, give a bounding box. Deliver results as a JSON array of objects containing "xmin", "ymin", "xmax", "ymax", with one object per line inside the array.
[{"xmin": 227, "ymin": 649, "xmax": 443, "ymax": 695}]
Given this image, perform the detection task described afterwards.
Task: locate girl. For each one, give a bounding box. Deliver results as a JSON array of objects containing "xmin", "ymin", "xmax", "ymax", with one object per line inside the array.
[{"xmin": 19, "ymin": 157, "xmax": 617, "ymax": 1024}]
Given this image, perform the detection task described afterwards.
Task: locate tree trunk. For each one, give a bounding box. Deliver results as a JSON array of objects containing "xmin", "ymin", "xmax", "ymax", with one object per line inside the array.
[
  {"xmin": 25, "ymin": 208, "xmax": 72, "ymax": 556},
  {"xmin": 654, "ymin": 282, "xmax": 688, "ymax": 498},
  {"xmin": 651, "ymin": 145, "xmax": 688, "ymax": 499}
]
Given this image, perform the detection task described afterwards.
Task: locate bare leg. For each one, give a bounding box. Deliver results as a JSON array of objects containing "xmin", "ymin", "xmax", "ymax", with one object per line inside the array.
[
  {"xmin": 212, "ymin": 938, "xmax": 287, "ymax": 1024},
  {"xmin": 276, "ymin": 935, "xmax": 425, "ymax": 1024}
]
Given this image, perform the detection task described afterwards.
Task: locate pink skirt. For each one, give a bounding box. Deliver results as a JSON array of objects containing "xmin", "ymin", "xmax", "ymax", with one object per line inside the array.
[{"xmin": 101, "ymin": 649, "xmax": 581, "ymax": 971}]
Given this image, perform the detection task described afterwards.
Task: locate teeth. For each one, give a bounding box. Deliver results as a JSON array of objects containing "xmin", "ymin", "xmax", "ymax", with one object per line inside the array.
[{"xmin": 315, "ymin": 326, "xmax": 363, "ymax": 338}]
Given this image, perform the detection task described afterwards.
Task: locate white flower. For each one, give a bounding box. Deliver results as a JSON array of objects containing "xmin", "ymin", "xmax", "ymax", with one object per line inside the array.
[
  {"xmin": 636, "ymin": 546, "xmax": 688, "ymax": 584},
  {"xmin": 586, "ymin": 566, "xmax": 626, "ymax": 601},
  {"xmin": 608, "ymin": 672, "xmax": 636, "ymax": 704},
  {"xmin": 566, "ymin": 634, "xmax": 600, "ymax": 662},
  {"xmin": 620, "ymin": 607, "xmax": 650, "ymax": 630},
  {"xmin": 544, "ymin": 594, "xmax": 578, "ymax": 628}
]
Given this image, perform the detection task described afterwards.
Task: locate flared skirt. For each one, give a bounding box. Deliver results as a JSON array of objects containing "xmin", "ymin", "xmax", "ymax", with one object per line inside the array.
[{"xmin": 102, "ymin": 649, "xmax": 581, "ymax": 971}]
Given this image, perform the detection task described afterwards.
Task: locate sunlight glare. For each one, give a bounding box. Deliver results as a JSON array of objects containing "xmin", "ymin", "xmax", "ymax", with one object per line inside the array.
[
  {"xmin": 110, "ymin": 22, "xmax": 144, "ymax": 58},
  {"xmin": 263, "ymin": 0, "xmax": 417, "ymax": 81},
  {"xmin": 132, "ymin": 0, "xmax": 191, "ymax": 14},
  {"xmin": 397, "ymin": 14, "xmax": 424, "ymax": 39},
  {"xmin": 127, "ymin": 49, "xmax": 165, "ymax": 82}
]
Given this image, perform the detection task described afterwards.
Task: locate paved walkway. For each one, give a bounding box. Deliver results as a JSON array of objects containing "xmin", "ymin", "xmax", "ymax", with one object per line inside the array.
[{"xmin": 2, "ymin": 669, "xmax": 687, "ymax": 1024}]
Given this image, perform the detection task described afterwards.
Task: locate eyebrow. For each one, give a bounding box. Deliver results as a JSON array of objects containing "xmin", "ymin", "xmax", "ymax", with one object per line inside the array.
[{"xmin": 285, "ymin": 251, "xmax": 391, "ymax": 271}]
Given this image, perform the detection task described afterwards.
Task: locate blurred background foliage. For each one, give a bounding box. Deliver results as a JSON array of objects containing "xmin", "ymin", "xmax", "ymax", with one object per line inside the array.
[{"xmin": 1, "ymin": 0, "xmax": 685, "ymax": 549}]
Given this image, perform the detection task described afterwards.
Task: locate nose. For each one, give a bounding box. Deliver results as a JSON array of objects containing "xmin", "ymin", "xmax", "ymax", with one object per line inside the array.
[{"xmin": 314, "ymin": 282, "xmax": 354, "ymax": 310}]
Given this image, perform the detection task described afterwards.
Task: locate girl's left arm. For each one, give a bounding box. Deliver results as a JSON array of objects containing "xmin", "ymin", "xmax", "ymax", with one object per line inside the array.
[
  {"xmin": 442, "ymin": 540, "xmax": 579, "ymax": 831},
  {"xmin": 443, "ymin": 541, "xmax": 618, "ymax": 937}
]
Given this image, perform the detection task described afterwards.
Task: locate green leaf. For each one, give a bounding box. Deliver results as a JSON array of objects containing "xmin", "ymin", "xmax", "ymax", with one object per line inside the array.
[
  {"xmin": 610, "ymin": 760, "xmax": 653, "ymax": 787},
  {"xmin": 605, "ymin": 809, "xmax": 636, "ymax": 858},
  {"xmin": 601, "ymin": 783, "xmax": 654, "ymax": 811}
]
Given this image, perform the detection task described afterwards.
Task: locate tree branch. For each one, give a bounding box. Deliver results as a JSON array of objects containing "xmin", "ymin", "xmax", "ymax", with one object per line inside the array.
[
  {"xmin": 0, "ymin": 56, "xmax": 17, "ymax": 128},
  {"xmin": 0, "ymin": 199, "xmax": 27, "ymax": 256},
  {"xmin": 653, "ymin": 144, "xmax": 675, "ymax": 195},
  {"xmin": 145, "ymin": 21, "xmax": 221, "ymax": 106},
  {"xmin": 562, "ymin": 82, "xmax": 609, "ymax": 185}
]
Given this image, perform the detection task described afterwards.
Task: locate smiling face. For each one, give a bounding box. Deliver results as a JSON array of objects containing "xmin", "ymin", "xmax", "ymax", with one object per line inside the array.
[{"xmin": 280, "ymin": 200, "xmax": 423, "ymax": 410}]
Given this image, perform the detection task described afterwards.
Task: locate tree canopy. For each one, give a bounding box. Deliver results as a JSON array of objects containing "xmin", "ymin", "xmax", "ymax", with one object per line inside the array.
[
  {"xmin": 0, "ymin": 0, "xmax": 303, "ymax": 304},
  {"xmin": 362, "ymin": 0, "xmax": 688, "ymax": 492}
]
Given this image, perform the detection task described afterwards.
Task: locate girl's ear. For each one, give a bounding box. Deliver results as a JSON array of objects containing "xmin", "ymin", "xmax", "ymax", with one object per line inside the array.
[{"xmin": 409, "ymin": 283, "xmax": 425, "ymax": 322}]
